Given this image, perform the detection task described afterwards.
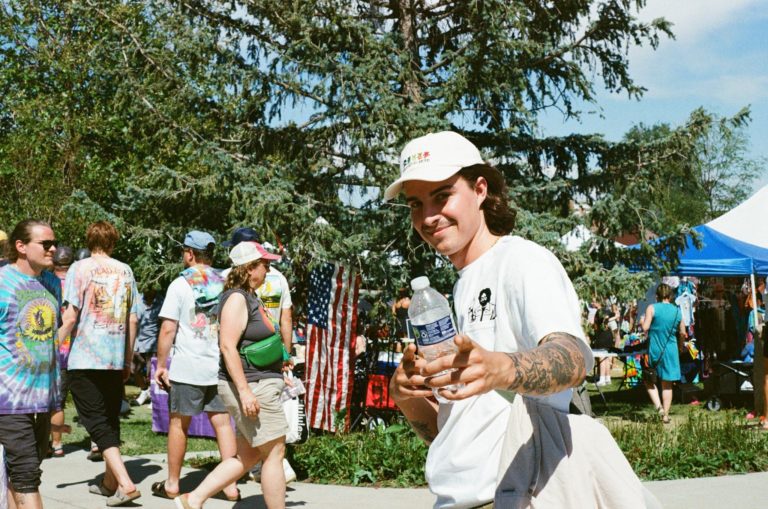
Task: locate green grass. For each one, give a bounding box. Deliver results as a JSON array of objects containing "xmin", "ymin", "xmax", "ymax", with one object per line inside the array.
[
  {"xmin": 61, "ymin": 385, "xmax": 223, "ymax": 457},
  {"xmin": 59, "ymin": 382, "xmax": 768, "ymax": 486}
]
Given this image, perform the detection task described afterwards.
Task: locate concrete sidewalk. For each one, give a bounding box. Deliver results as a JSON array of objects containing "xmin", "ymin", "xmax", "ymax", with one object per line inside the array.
[{"xmin": 37, "ymin": 446, "xmax": 766, "ymax": 508}]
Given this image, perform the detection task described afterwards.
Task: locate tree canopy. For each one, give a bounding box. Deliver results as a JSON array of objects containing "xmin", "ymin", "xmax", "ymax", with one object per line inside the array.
[{"xmin": 1, "ymin": 0, "xmax": 759, "ymax": 317}]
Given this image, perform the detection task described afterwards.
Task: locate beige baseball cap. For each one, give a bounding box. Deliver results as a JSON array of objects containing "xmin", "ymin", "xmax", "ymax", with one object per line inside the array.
[{"xmin": 383, "ymin": 131, "xmax": 485, "ymax": 201}]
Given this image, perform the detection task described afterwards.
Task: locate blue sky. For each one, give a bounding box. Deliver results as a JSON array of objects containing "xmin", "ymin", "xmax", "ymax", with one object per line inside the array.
[{"xmin": 539, "ymin": 0, "xmax": 768, "ymax": 188}]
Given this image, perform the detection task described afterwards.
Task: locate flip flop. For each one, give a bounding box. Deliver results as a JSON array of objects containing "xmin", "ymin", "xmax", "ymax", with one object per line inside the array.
[
  {"xmin": 106, "ymin": 489, "xmax": 141, "ymax": 507},
  {"xmin": 151, "ymin": 480, "xmax": 179, "ymax": 499},
  {"xmin": 212, "ymin": 488, "xmax": 242, "ymax": 502},
  {"xmin": 174, "ymin": 494, "xmax": 199, "ymax": 509}
]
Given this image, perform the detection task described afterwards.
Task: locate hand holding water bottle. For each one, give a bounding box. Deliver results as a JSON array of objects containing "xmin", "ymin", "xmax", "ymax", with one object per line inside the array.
[{"xmin": 420, "ymin": 334, "xmax": 517, "ymax": 402}]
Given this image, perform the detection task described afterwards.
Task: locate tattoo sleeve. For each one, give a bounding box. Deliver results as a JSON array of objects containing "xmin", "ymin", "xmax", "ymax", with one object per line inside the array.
[
  {"xmin": 505, "ymin": 332, "xmax": 587, "ymax": 395},
  {"xmin": 408, "ymin": 420, "xmax": 436, "ymax": 444}
]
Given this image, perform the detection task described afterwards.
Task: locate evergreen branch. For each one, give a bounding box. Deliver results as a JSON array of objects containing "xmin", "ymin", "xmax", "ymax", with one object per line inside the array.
[{"xmin": 85, "ymin": 0, "xmax": 175, "ymax": 82}]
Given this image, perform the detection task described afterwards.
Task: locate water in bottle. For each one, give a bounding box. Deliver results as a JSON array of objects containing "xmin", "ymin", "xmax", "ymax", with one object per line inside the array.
[{"xmin": 409, "ymin": 276, "xmax": 462, "ymax": 402}]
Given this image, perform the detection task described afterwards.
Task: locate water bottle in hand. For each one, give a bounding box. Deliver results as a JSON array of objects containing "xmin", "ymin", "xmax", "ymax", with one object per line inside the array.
[{"xmin": 409, "ymin": 276, "xmax": 463, "ymax": 403}]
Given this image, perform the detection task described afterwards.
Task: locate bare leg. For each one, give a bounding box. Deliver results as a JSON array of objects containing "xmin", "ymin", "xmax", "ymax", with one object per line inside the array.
[
  {"xmin": 208, "ymin": 411, "xmax": 239, "ymax": 499},
  {"xmin": 101, "ymin": 446, "xmax": 137, "ymax": 494},
  {"xmin": 599, "ymin": 357, "xmax": 611, "ymax": 380},
  {"xmin": 164, "ymin": 413, "xmax": 191, "ymax": 496},
  {"xmin": 186, "ymin": 436, "xmax": 261, "ymax": 508},
  {"xmin": 7, "ymin": 485, "xmax": 16, "ymax": 509},
  {"xmin": 9, "ymin": 487, "xmax": 42, "ymax": 509},
  {"xmin": 50, "ymin": 409, "xmax": 65, "ymax": 451},
  {"xmin": 645, "ymin": 380, "xmax": 662, "ymax": 411},
  {"xmin": 259, "ymin": 437, "xmax": 286, "ymax": 509},
  {"xmin": 660, "ymin": 381, "xmax": 674, "ymax": 418}
]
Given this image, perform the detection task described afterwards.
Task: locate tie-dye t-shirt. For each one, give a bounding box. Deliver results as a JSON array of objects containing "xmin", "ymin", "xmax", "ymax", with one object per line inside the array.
[
  {"xmin": 64, "ymin": 256, "xmax": 139, "ymax": 370},
  {"xmin": 0, "ymin": 264, "xmax": 62, "ymax": 413}
]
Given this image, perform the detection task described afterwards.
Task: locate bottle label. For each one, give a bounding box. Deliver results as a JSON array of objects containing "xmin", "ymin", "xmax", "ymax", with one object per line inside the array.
[{"xmin": 412, "ymin": 316, "xmax": 456, "ymax": 346}]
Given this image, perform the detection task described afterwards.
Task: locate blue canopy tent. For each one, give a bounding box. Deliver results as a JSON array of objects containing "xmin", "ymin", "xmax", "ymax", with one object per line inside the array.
[
  {"xmin": 631, "ymin": 185, "xmax": 768, "ymax": 276},
  {"xmin": 666, "ymin": 224, "xmax": 768, "ymax": 276}
]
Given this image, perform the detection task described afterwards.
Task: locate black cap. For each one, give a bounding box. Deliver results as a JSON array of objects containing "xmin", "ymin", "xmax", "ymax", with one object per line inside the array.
[
  {"xmin": 53, "ymin": 245, "xmax": 74, "ymax": 266},
  {"xmin": 75, "ymin": 248, "xmax": 91, "ymax": 261},
  {"xmin": 222, "ymin": 227, "xmax": 261, "ymax": 247}
]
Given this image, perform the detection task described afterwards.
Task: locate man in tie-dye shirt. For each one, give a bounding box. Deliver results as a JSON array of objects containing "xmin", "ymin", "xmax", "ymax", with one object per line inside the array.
[
  {"xmin": 59, "ymin": 221, "xmax": 141, "ymax": 506},
  {"xmin": 0, "ymin": 219, "xmax": 62, "ymax": 509}
]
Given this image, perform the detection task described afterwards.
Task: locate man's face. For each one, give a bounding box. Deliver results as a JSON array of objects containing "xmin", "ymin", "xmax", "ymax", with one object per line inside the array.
[
  {"xmin": 18, "ymin": 225, "xmax": 56, "ymax": 272},
  {"xmin": 404, "ymin": 175, "xmax": 486, "ymax": 267},
  {"xmin": 479, "ymin": 291, "xmax": 490, "ymax": 306},
  {"xmin": 182, "ymin": 247, "xmax": 194, "ymax": 268}
]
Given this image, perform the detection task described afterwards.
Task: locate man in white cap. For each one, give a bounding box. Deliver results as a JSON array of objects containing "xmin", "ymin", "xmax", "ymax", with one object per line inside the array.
[
  {"xmin": 152, "ymin": 231, "xmax": 239, "ymax": 501},
  {"xmin": 387, "ymin": 132, "xmax": 655, "ymax": 508}
]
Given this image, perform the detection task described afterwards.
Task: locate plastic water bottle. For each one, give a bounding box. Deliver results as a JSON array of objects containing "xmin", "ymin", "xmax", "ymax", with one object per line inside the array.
[{"xmin": 409, "ymin": 276, "xmax": 462, "ymax": 402}]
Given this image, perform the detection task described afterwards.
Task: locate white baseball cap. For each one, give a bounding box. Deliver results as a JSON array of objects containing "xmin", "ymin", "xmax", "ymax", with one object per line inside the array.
[
  {"xmin": 383, "ymin": 131, "xmax": 485, "ymax": 201},
  {"xmin": 229, "ymin": 241, "xmax": 281, "ymax": 267}
]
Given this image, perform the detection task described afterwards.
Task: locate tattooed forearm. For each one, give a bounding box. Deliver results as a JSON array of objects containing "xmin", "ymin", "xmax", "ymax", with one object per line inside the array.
[
  {"xmin": 409, "ymin": 419, "xmax": 437, "ymax": 444},
  {"xmin": 505, "ymin": 332, "xmax": 587, "ymax": 395}
]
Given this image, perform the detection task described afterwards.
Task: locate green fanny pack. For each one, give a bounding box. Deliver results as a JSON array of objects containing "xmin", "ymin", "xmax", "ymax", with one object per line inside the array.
[{"xmin": 239, "ymin": 332, "xmax": 289, "ymax": 367}]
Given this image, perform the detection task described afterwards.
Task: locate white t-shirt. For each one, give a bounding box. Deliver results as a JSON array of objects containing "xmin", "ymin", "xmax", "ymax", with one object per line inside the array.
[
  {"xmin": 159, "ymin": 275, "xmax": 221, "ymax": 386},
  {"xmin": 426, "ymin": 236, "xmax": 592, "ymax": 509}
]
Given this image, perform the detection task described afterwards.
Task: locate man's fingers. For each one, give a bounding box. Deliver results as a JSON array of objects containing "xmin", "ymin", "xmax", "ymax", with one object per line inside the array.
[
  {"xmin": 435, "ymin": 378, "xmax": 485, "ymax": 401},
  {"xmin": 455, "ymin": 334, "xmax": 475, "ymax": 353}
]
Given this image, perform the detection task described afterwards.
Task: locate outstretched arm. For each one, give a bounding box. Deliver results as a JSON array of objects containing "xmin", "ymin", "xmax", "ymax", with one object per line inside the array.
[
  {"xmin": 420, "ymin": 332, "xmax": 588, "ymax": 400},
  {"xmin": 503, "ymin": 332, "xmax": 587, "ymax": 395}
]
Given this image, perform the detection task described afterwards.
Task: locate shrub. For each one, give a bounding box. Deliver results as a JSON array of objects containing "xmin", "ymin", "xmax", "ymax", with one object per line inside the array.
[
  {"xmin": 289, "ymin": 424, "xmax": 428, "ymax": 487},
  {"xmin": 609, "ymin": 410, "xmax": 768, "ymax": 480}
]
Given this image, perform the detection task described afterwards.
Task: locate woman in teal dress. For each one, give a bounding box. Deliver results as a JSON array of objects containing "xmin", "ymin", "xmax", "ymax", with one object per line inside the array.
[{"xmin": 641, "ymin": 283, "xmax": 686, "ymax": 423}]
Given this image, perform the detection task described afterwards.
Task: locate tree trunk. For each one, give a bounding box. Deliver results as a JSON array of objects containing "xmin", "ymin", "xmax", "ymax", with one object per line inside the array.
[{"xmin": 397, "ymin": 0, "xmax": 422, "ymax": 106}]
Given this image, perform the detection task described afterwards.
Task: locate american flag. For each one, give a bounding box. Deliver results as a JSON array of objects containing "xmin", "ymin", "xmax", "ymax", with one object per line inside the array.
[{"xmin": 304, "ymin": 262, "xmax": 360, "ymax": 432}]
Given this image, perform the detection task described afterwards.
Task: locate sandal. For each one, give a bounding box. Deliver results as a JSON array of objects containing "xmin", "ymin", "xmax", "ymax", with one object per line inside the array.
[
  {"xmin": 106, "ymin": 489, "xmax": 141, "ymax": 507},
  {"xmin": 662, "ymin": 414, "xmax": 671, "ymax": 425},
  {"xmin": 151, "ymin": 480, "xmax": 179, "ymax": 499},
  {"xmin": 51, "ymin": 444, "xmax": 64, "ymax": 457},
  {"xmin": 89, "ymin": 481, "xmax": 116, "ymax": 497},
  {"xmin": 174, "ymin": 494, "xmax": 199, "ymax": 509},
  {"xmin": 213, "ymin": 488, "xmax": 241, "ymax": 502}
]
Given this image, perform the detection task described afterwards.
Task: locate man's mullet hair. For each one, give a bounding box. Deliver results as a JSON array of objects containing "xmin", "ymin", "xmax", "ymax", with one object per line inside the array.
[{"xmin": 458, "ymin": 164, "xmax": 516, "ymax": 236}]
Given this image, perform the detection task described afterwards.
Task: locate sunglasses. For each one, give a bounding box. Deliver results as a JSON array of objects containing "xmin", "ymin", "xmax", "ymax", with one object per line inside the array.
[{"xmin": 34, "ymin": 240, "xmax": 58, "ymax": 251}]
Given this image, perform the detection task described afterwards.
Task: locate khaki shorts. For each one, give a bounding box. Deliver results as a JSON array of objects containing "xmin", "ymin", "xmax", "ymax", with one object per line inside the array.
[{"xmin": 218, "ymin": 378, "xmax": 288, "ymax": 447}]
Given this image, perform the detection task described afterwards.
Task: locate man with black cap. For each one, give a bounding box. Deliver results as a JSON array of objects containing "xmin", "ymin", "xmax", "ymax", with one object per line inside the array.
[
  {"xmin": 222, "ymin": 227, "xmax": 296, "ymax": 483},
  {"xmin": 152, "ymin": 231, "xmax": 239, "ymax": 501}
]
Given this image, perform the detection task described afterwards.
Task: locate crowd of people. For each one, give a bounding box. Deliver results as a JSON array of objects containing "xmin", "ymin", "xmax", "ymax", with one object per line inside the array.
[
  {"xmin": 0, "ymin": 131, "xmax": 699, "ymax": 509},
  {"xmin": 0, "ymin": 221, "xmax": 296, "ymax": 509}
]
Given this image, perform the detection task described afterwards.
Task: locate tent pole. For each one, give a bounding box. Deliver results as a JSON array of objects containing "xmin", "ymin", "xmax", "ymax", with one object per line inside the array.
[
  {"xmin": 750, "ymin": 273, "xmax": 759, "ymax": 331},
  {"xmin": 750, "ymin": 273, "xmax": 763, "ymax": 416}
]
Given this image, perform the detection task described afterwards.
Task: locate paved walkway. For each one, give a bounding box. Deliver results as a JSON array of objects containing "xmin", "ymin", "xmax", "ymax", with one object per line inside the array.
[{"xmin": 37, "ymin": 447, "xmax": 767, "ymax": 508}]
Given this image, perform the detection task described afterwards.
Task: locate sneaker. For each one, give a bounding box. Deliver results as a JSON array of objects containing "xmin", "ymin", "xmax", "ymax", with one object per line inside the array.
[
  {"xmin": 283, "ymin": 458, "xmax": 297, "ymax": 484},
  {"xmin": 249, "ymin": 460, "xmax": 296, "ymax": 483},
  {"xmin": 132, "ymin": 389, "xmax": 150, "ymax": 406},
  {"xmin": 120, "ymin": 400, "xmax": 131, "ymax": 417}
]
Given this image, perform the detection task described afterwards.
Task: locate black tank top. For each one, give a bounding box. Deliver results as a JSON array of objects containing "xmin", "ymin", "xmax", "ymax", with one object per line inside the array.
[{"xmin": 217, "ymin": 288, "xmax": 283, "ymax": 382}]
